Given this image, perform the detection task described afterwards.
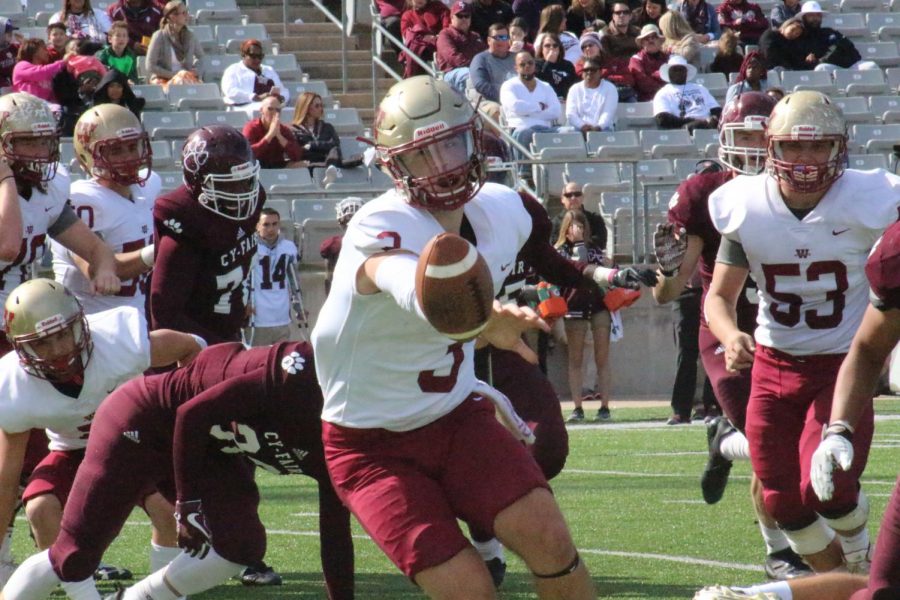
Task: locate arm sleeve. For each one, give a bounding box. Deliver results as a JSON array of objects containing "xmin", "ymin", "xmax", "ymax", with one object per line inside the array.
[
  {"xmin": 317, "ymin": 478, "xmax": 355, "ymax": 600},
  {"xmin": 372, "ymin": 253, "xmax": 428, "ymax": 321},
  {"xmin": 146, "ymin": 32, "xmax": 176, "ymax": 79},
  {"xmin": 518, "ymin": 193, "xmax": 587, "ymax": 287},
  {"xmin": 565, "ymin": 85, "xmax": 585, "ymax": 129},
  {"xmin": 47, "ymin": 203, "xmax": 79, "ymax": 237},
  {"xmin": 544, "ymin": 87, "xmax": 562, "ymax": 121},
  {"xmin": 716, "ymin": 236, "xmax": 750, "ymax": 268}
]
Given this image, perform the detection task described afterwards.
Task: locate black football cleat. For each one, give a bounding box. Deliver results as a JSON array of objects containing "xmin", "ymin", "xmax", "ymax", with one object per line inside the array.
[
  {"xmin": 484, "ymin": 557, "xmax": 506, "ymax": 589},
  {"xmin": 94, "ymin": 563, "xmax": 133, "ymax": 581},
  {"xmin": 241, "ymin": 563, "xmax": 283, "ymax": 586},
  {"xmin": 764, "ymin": 548, "xmax": 813, "ymax": 580},
  {"xmin": 701, "ymin": 417, "xmax": 736, "ymax": 504}
]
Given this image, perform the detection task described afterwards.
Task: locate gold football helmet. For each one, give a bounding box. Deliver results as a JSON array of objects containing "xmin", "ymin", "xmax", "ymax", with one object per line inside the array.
[
  {"xmin": 74, "ymin": 104, "xmax": 152, "ymax": 186},
  {"xmin": 0, "ymin": 93, "xmax": 59, "ymax": 184}
]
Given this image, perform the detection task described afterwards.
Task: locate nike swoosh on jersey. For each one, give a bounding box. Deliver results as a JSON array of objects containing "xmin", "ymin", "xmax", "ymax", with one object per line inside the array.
[
  {"xmin": 832, "ymin": 228, "xmax": 850, "ymax": 236},
  {"xmin": 500, "ymin": 262, "xmax": 512, "ymax": 271}
]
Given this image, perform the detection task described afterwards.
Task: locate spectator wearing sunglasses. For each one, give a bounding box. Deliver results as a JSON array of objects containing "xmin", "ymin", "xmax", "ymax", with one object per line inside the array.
[
  {"xmin": 221, "ymin": 39, "xmax": 288, "ymax": 117},
  {"xmin": 467, "ymin": 23, "xmax": 517, "ymax": 106},
  {"xmin": 566, "ymin": 56, "xmax": 617, "ymax": 132},
  {"xmin": 243, "ymin": 96, "xmax": 304, "ymax": 169},
  {"xmin": 601, "ymin": 2, "xmax": 639, "ymax": 60},
  {"xmin": 534, "ymin": 32, "xmax": 579, "ymax": 99},
  {"xmin": 550, "ymin": 183, "xmax": 608, "ymax": 260},
  {"xmin": 436, "ymin": 1, "xmax": 487, "ymax": 94}
]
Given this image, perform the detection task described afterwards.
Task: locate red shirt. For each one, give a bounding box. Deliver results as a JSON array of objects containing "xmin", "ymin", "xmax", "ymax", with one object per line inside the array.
[
  {"xmin": 243, "ymin": 119, "xmax": 304, "ymax": 169},
  {"xmin": 436, "ymin": 26, "xmax": 487, "ymax": 71},
  {"xmin": 628, "ymin": 49, "xmax": 669, "ymax": 101}
]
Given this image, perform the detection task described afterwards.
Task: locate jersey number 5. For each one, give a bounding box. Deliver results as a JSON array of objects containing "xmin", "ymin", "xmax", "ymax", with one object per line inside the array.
[{"xmin": 762, "ymin": 261, "xmax": 848, "ymax": 329}]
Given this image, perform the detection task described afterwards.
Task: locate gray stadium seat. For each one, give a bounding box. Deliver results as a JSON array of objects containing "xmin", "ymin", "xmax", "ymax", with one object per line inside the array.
[
  {"xmin": 833, "ymin": 96, "xmax": 874, "ymax": 123},
  {"xmin": 846, "ymin": 153, "xmax": 889, "ymax": 169},
  {"xmin": 324, "ymin": 108, "xmax": 363, "ymax": 135},
  {"xmin": 369, "ymin": 167, "xmax": 394, "ymax": 190},
  {"xmin": 25, "ymin": 0, "xmax": 56, "ymax": 19},
  {"xmin": 851, "ymin": 123, "xmax": 900, "ymax": 152},
  {"xmin": 287, "ymin": 80, "xmax": 332, "ymax": 102},
  {"xmin": 564, "ymin": 162, "xmax": 626, "ymax": 193},
  {"xmin": 132, "ymin": 85, "xmax": 169, "ymax": 111},
  {"xmin": 599, "ymin": 192, "xmax": 634, "ymax": 215},
  {"xmin": 639, "ymin": 129, "xmax": 697, "ymax": 159},
  {"xmin": 300, "ymin": 217, "xmax": 341, "ymax": 265},
  {"xmin": 167, "ymin": 83, "xmax": 225, "ymax": 110},
  {"xmin": 215, "ymin": 24, "xmax": 269, "ymax": 54},
  {"xmin": 191, "ymin": 0, "xmax": 242, "ymax": 24},
  {"xmin": 339, "ymin": 135, "xmax": 369, "ymax": 160},
  {"xmin": 292, "ymin": 199, "xmax": 338, "ymax": 223},
  {"xmin": 191, "ymin": 25, "xmax": 218, "ymax": 53},
  {"xmin": 195, "ymin": 109, "xmax": 248, "ymax": 128},
  {"xmin": 0, "ymin": 0, "xmax": 26, "ymax": 24},
  {"xmin": 149, "ymin": 140, "xmax": 176, "ymax": 171},
  {"xmin": 197, "ymin": 54, "xmax": 236, "ymax": 82},
  {"xmin": 626, "ymin": 158, "xmax": 679, "ymax": 186},
  {"xmin": 157, "ymin": 170, "xmax": 183, "ymax": 191},
  {"xmin": 824, "ymin": 13, "xmax": 868, "ymax": 37},
  {"xmin": 868, "ymin": 95, "xmax": 900, "ymax": 122},
  {"xmin": 533, "ymin": 146, "xmax": 585, "ymax": 198},
  {"xmin": 839, "ymin": 0, "xmax": 881, "ymax": 11},
  {"xmin": 867, "ymin": 12, "xmax": 900, "ymax": 40},
  {"xmin": 586, "ymin": 130, "xmax": 642, "ymax": 161},
  {"xmin": 18, "ymin": 26, "xmax": 46, "ymax": 39},
  {"xmin": 780, "ymin": 70, "xmax": 837, "ymax": 95},
  {"xmin": 616, "ymin": 101, "xmax": 656, "ymax": 128},
  {"xmin": 262, "ymin": 54, "xmax": 302, "ymax": 82},
  {"xmin": 691, "ymin": 128, "xmax": 720, "ymax": 157},
  {"xmin": 531, "ymin": 131, "xmax": 586, "ymax": 152},
  {"xmin": 886, "ymin": 66, "xmax": 900, "ymax": 90},
  {"xmin": 141, "ymin": 112, "xmax": 197, "ymax": 140},
  {"xmin": 259, "ymin": 168, "xmax": 317, "ymax": 193},
  {"xmin": 317, "ymin": 166, "xmax": 372, "ymax": 191},
  {"xmin": 856, "ymin": 42, "xmax": 900, "ymax": 67},
  {"xmin": 833, "ymin": 69, "xmax": 888, "ymax": 95},
  {"xmin": 693, "ymin": 73, "xmax": 728, "ymax": 100},
  {"xmin": 674, "ymin": 158, "xmax": 703, "ymax": 181}
]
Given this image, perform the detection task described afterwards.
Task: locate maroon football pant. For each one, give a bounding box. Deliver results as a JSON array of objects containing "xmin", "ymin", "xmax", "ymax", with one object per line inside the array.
[
  {"xmin": 850, "ymin": 476, "xmax": 900, "ymax": 600},
  {"xmin": 747, "ymin": 346, "xmax": 874, "ymax": 529},
  {"xmin": 699, "ymin": 325, "xmax": 750, "ymax": 431}
]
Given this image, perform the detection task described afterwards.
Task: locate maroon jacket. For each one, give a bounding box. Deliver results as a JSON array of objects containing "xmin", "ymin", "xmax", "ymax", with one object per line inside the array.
[
  {"xmin": 107, "ymin": 0, "xmax": 163, "ymax": 48},
  {"xmin": 629, "ymin": 48, "xmax": 669, "ymax": 101},
  {"xmin": 243, "ymin": 119, "xmax": 304, "ymax": 169},
  {"xmin": 716, "ymin": 0, "xmax": 768, "ymax": 44},
  {"xmin": 376, "ymin": 0, "xmax": 405, "ymax": 18},
  {"xmin": 400, "ymin": 2, "xmax": 450, "ymax": 45},
  {"xmin": 436, "ymin": 25, "xmax": 487, "ymax": 71}
]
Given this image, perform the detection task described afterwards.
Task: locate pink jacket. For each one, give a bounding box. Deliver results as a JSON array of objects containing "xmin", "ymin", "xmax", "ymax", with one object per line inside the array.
[{"xmin": 12, "ymin": 60, "xmax": 65, "ymax": 103}]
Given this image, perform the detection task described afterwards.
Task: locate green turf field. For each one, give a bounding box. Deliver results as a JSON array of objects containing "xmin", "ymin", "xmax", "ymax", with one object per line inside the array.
[{"xmin": 20, "ymin": 399, "xmax": 900, "ymax": 598}]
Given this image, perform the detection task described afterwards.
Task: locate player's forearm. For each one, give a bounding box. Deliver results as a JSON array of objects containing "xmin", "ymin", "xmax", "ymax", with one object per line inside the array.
[
  {"xmin": 0, "ymin": 177, "xmax": 22, "ymax": 262},
  {"xmin": 114, "ymin": 245, "xmax": 154, "ymax": 280},
  {"xmin": 148, "ymin": 329, "xmax": 205, "ymax": 367},
  {"xmin": 705, "ymin": 292, "xmax": 741, "ymax": 345},
  {"xmin": 653, "ymin": 270, "xmax": 690, "ymax": 305}
]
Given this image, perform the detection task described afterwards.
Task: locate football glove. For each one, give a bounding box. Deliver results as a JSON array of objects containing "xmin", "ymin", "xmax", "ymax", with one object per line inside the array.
[
  {"xmin": 611, "ymin": 267, "xmax": 658, "ymax": 290},
  {"xmin": 175, "ymin": 499, "xmax": 212, "ymax": 559},
  {"xmin": 810, "ymin": 431, "xmax": 854, "ymax": 502},
  {"xmin": 654, "ymin": 223, "xmax": 688, "ymax": 276}
]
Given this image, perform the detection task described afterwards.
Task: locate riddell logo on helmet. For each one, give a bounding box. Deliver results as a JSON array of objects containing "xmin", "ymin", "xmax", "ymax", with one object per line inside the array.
[
  {"xmin": 31, "ymin": 122, "xmax": 54, "ymax": 134},
  {"xmin": 789, "ymin": 125, "xmax": 822, "ymax": 139},
  {"xmin": 34, "ymin": 314, "xmax": 65, "ymax": 334},
  {"xmin": 413, "ymin": 121, "xmax": 448, "ymax": 139},
  {"xmin": 116, "ymin": 127, "xmax": 141, "ymax": 139},
  {"xmin": 230, "ymin": 162, "xmax": 253, "ymax": 176}
]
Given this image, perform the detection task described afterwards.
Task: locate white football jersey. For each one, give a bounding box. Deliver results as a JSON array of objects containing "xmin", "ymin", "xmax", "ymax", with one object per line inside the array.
[
  {"xmin": 251, "ymin": 237, "xmax": 298, "ymax": 328},
  {"xmin": 312, "ymin": 183, "xmax": 532, "ymax": 431},
  {"xmin": 709, "ymin": 169, "xmax": 900, "ymax": 355},
  {"xmin": 0, "ymin": 307, "xmax": 151, "ymax": 450},
  {"xmin": 0, "ymin": 172, "xmax": 70, "ymax": 329},
  {"xmin": 51, "ymin": 174, "xmax": 159, "ymax": 314}
]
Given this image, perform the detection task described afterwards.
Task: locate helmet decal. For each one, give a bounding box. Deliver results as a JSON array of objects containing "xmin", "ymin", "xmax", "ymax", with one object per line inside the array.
[{"xmin": 183, "ymin": 138, "xmax": 209, "ymax": 174}]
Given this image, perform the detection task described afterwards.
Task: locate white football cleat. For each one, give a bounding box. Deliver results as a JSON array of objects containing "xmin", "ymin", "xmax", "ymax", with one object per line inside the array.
[
  {"xmin": 693, "ymin": 585, "xmax": 780, "ymax": 600},
  {"xmin": 845, "ymin": 545, "xmax": 872, "ymax": 575}
]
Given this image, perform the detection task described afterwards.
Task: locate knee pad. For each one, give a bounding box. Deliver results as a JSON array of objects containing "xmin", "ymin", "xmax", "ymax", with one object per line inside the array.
[
  {"xmin": 782, "ymin": 516, "xmax": 835, "ymax": 556},
  {"xmin": 823, "ymin": 490, "xmax": 869, "ymax": 532},
  {"xmin": 164, "ymin": 548, "xmax": 245, "ymax": 595}
]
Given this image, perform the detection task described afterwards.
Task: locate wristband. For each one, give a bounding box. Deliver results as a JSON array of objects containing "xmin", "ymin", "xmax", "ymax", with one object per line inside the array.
[
  {"xmin": 189, "ymin": 334, "xmax": 208, "ymax": 351},
  {"xmin": 140, "ymin": 244, "xmax": 155, "ymax": 268},
  {"xmin": 824, "ymin": 419, "xmax": 854, "ymax": 441},
  {"xmin": 590, "ymin": 266, "xmax": 616, "ymax": 289},
  {"xmin": 0, "ymin": 175, "xmax": 14, "ymax": 186}
]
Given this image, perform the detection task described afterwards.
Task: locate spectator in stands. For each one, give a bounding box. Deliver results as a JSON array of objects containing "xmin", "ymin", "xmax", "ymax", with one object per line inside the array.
[
  {"xmin": 50, "ymin": 0, "xmax": 111, "ymax": 45},
  {"xmin": 633, "ymin": 0, "xmax": 667, "ymax": 29},
  {"xmin": 629, "ymin": 24, "xmax": 668, "ymax": 101},
  {"xmin": 93, "ymin": 67, "xmax": 145, "ymax": 118},
  {"xmin": 145, "ymin": 0, "xmax": 204, "ymax": 89},
  {"xmin": 573, "ymin": 29, "xmax": 602, "ymax": 74},
  {"xmin": 659, "ymin": 10, "xmax": 702, "ymax": 67},
  {"xmin": 759, "ymin": 15, "xmax": 808, "ymax": 69},
  {"xmin": 653, "ymin": 54, "xmax": 720, "ymax": 130},
  {"xmin": 12, "ymin": 39, "xmax": 68, "ymax": 104},
  {"xmin": 500, "ymin": 50, "xmax": 561, "ymax": 175},
  {"xmin": 436, "ymin": 1, "xmax": 487, "ymax": 95},
  {"xmin": 106, "ymin": 0, "xmax": 163, "ymax": 55},
  {"xmin": 566, "ymin": 56, "xmax": 617, "ymax": 132},
  {"xmin": 54, "ymin": 54, "xmax": 106, "ymax": 135},
  {"xmin": 291, "ymin": 92, "xmax": 352, "ymax": 168},
  {"xmin": 602, "ymin": 2, "xmax": 640, "ymax": 61},
  {"xmin": 676, "ymin": 0, "xmax": 720, "ymax": 41},
  {"xmin": 797, "ymin": 0, "xmax": 877, "ymax": 71},
  {"xmin": 97, "ymin": 21, "xmax": 140, "ymax": 83},
  {"xmin": 724, "ymin": 50, "xmax": 769, "ymax": 104},
  {"xmin": 472, "ymin": 0, "xmax": 514, "ymax": 41},
  {"xmin": 46, "ymin": 23, "xmax": 69, "ymax": 62},
  {"xmin": 467, "ymin": 23, "xmax": 517, "ymax": 106},
  {"xmin": 599, "ymin": 30, "xmax": 638, "ymax": 101},
  {"xmin": 538, "ymin": 4, "xmax": 582, "ymax": 64},
  {"xmin": 535, "ymin": 32, "xmax": 579, "ymax": 99},
  {"xmin": 320, "ymin": 197, "xmax": 362, "ymax": 297},
  {"xmin": 770, "ymin": 0, "xmax": 800, "ymax": 29},
  {"xmin": 566, "ymin": 0, "xmax": 608, "ymax": 39},
  {"xmin": 0, "ymin": 18, "xmax": 18, "ymax": 89},
  {"xmin": 374, "ymin": 0, "xmax": 405, "ymax": 47},
  {"xmin": 244, "ymin": 96, "xmax": 304, "ymax": 169},
  {"xmin": 716, "ymin": 0, "xmax": 768, "ymax": 45},
  {"xmin": 221, "ymin": 39, "xmax": 288, "ymax": 116},
  {"xmin": 509, "ymin": 17, "xmax": 534, "ymax": 53},
  {"xmin": 400, "ymin": 0, "xmax": 449, "ymax": 78},
  {"xmin": 513, "ymin": 0, "xmax": 543, "ymax": 39},
  {"xmin": 709, "ymin": 28, "xmax": 744, "ymax": 76}
]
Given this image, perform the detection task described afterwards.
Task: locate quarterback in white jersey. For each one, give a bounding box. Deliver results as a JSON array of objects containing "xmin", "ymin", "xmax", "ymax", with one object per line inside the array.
[
  {"xmin": 706, "ymin": 91, "xmax": 897, "ymax": 574},
  {"xmin": 312, "ymin": 76, "xmax": 599, "ymax": 599},
  {"xmin": 0, "ymin": 279, "xmax": 203, "ymax": 592}
]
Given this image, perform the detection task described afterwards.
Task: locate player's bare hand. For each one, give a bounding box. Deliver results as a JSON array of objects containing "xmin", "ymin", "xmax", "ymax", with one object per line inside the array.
[
  {"xmin": 89, "ymin": 269, "xmax": 121, "ymax": 296},
  {"xmin": 723, "ymin": 332, "xmax": 755, "ymax": 372},
  {"xmin": 0, "ymin": 158, "xmax": 13, "ymax": 181},
  {"xmin": 478, "ymin": 301, "xmax": 550, "ymax": 364}
]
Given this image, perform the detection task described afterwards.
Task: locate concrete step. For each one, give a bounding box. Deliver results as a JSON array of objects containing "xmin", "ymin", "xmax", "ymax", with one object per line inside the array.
[
  {"xmin": 244, "ymin": 6, "xmax": 324, "ymax": 23},
  {"xmin": 323, "ymin": 77, "xmax": 394, "ymax": 92},
  {"xmin": 287, "ymin": 49, "xmax": 371, "ymax": 64},
  {"xmin": 271, "ymin": 35, "xmax": 359, "ymax": 52},
  {"xmin": 302, "ymin": 62, "xmax": 372, "ymax": 79}
]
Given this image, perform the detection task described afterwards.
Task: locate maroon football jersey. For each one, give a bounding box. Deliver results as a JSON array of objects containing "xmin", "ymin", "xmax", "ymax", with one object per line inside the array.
[
  {"xmin": 150, "ymin": 184, "xmax": 264, "ymax": 343},
  {"xmin": 667, "ymin": 171, "xmax": 757, "ymax": 332},
  {"xmin": 866, "ymin": 220, "xmax": 900, "ymax": 311}
]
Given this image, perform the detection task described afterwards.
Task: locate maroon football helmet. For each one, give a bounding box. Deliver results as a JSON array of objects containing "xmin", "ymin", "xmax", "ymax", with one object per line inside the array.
[
  {"xmin": 181, "ymin": 125, "xmax": 260, "ymax": 221},
  {"xmin": 718, "ymin": 92, "xmax": 777, "ymax": 175}
]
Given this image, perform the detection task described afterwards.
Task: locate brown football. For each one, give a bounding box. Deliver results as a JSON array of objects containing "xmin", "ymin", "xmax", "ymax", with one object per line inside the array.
[{"xmin": 415, "ymin": 233, "xmax": 494, "ymax": 341}]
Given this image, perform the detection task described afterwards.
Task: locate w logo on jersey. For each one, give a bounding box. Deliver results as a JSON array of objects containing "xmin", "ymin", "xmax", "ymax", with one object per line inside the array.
[
  {"xmin": 795, "ymin": 248, "xmax": 811, "ymax": 259},
  {"xmin": 281, "ymin": 351, "xmax": 306, "ymax": 375}
]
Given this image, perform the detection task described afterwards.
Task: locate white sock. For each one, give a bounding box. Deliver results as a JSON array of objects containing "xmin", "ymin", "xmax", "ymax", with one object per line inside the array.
[
  {"xmin": 759, "ymin": 523, "xmax": 791, "ymax": 554},
  {"xmin": 838, "ymin": 529, "xmax": 870, "ymax": 564},
  {"xmin": 2, "ymin": 549, "xmax": 59, "ymax": 598},
  {"xmin": 738, "ymin": 581, "xmax": 792, "ymax": 599},
  {"xmin": 124, "ymin": 549, "xmax": 243, "ymax": 599},
  {"xmin": 60, "ymin": 577, "xmax": 103, "ymax": 600},
  {"xmin": 123, "ymin": 570, "xmax": 179, "ymax": 600},
  {"xmin": 150, "ymin": 543, "xmax": 182, "ymax": 574},
  {"xmin": 0, "ymin": 527, "xmax": 14, "ymax": 563},
  {"xmin": 471, "ymin": 538, "xmax": 505, "ymax": 563},
  {"xmin": 719, "ymin": 431, "xmax": 750, "ymax": 461}
]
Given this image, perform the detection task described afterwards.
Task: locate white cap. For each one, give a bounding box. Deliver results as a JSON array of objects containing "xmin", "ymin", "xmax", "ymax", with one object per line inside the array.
[
  {"xmin": 800, "ymin": 1, "xmax": 825, "ymax": 14},
  {"xmin": 660, "ymin": 54, "xmax": 698, "ymax": 83}
]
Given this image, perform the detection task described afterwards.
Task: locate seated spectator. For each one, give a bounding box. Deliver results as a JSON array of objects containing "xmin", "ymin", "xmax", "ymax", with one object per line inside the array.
[
  {"xmin": 535, "ymin": 32, "xmax": 579, "ymax": 99},
  {"xmin": 466, "ymin": 23, "xmax": 517, "ymax": 106},
  {"xmin": 759, "ymin": 15, "xmax": 808, "ymax": 69},
  {"xmin": 472, "ymin": 0, "xmax": 515, "ymax": 41},
  {"xmin": 724, "ymin": 50, "xmax": 769, "ymax": 104},
  {"xmin": 566, "ymin": 56, "xmax": 617, "ymax": 132},
  {"xmin": 538, "ymin": 4, "xmax": 582, "ymax": 64},
  {"xmin": 770, "ymin": 0, "xmax": 800, "ymax": 29},
  {"xmin": 244, "ymin": 96, "xmax": 304, "ymax": 169},
  {"xmin": 797, "ymin": 1, "xmax": 877, "ymax": 71},
  {"xmin": 500, "ymin": 50, "xmax": 561, "ymax": 174},
  {"xmin": 106, "ymin": 0, "xmax": 163, "ymax": 55},
  {"xmin": 573, "ymin": 29, "xmax": 602, "ymax": 74},
  {"xmin": 221, "ymin": 39, "xmax": 288, "ymax": 116},
  {"xmin": 50, "ymin": 0, "xmax": 111, "ymax": 45},
  {"xmin": 598, "ymin": 35, "xmax": 638, "ymax": 102},
  {"xmin": 633, "ymin": 0, "xmax": 667, "ymax": 29},
  {"xmin": 54, "ymin": 55, "xmax": 105, "ymax": 135},
  {"xmin": 12, "ymin": 39, "xmax": 67, "ymax": 103},
  {"xmin": 374, "ymin": 0, "xmax": 405, "ymax": 47},
  {"xmin": 709, "ymin": 29, "xmax": 744, "ymax": 76},
  {"xmin": 400, "ymin": 0, "xmax": 449, "ymax": 78},
  {"xmin": 46, "ymin": 23, "xmax": 69, "ymax": 62},
  {"xmin": 97, "ymin": 21, "xmax": 139, "ymax": 83},
  {"xmin": 653, "ymin": 54, "xmax": 720, "ymax": 130},
  {"xmin": 436, "ymin": 1, "xmax": 487, "ymax": 94},
  {"xmin": 509, "ymin": 17, "xmax": 535, "ymax": 54},
  {"xmin": 629, "ymin": 24, "xmax": 668, "ymax": 101},
  {"xmin": 602, "ymin": 2, "xmax": 640, "ymax": 60},
  {"xmin": 93, "ymin": 67, "xmax": 145, "ymax": 118},
  {"xmin": 513, "ymin": 0, "xmax": 542, "ymax": 39},
  {"xmin": 716, "ymin": 0, "xmax": 768, "ymax": 45},
  {"xmin": 0, "ymin": 18, "xmax": 19, "ymax": 89},
  {"xmin": 676, "ymin": 0, "xmax": 720, "ymax": 41},
  {"xmin": 145, "ymin": 0, "xmax": 204, "ymax": 89},
  {"xmin": 566, "ymin": 0, "xmax": 608, "ymax": 39},
  {"xmin": 659, "ymin": 10, "xmax": 702, "ymax": 67},
  {"xmin": 291, "ymin": 92, "xmax": 362, "ymax": 168}
]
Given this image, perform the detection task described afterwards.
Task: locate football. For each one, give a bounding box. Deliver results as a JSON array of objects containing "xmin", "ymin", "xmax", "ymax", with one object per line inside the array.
[{"xmin": 415, "ymin": 233, "xmax": 495, "ymax": 341}]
